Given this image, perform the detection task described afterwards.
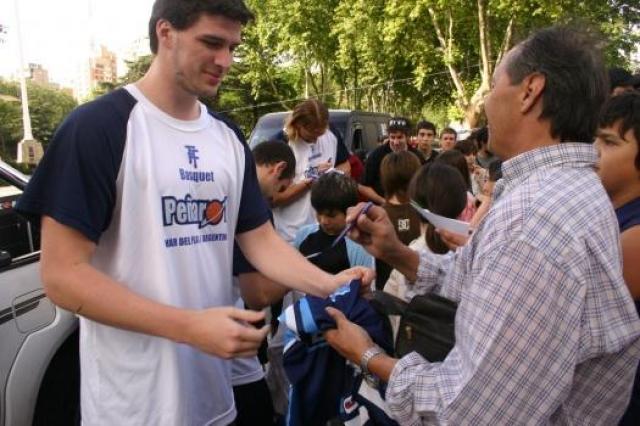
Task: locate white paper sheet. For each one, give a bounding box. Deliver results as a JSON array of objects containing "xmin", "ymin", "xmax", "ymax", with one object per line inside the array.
[{"xmin": 410, "ymin": 201, "xmax": 471, "ymax": 235}]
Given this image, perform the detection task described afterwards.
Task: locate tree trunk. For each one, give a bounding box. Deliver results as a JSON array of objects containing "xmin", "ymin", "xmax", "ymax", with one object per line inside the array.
[
  {"xmin": 463, "ymin": 97, "xmax": 483, "ymax": 129},
  {"xmin": 496, "ymin": 17, "xmax": 515, "ymax": 66},
  {"xmin": 307, "ymin": 65, "xmax": 321, "ymax": 98},
  {"xmin": 463, "ymin": 16, "xmax": 516, "ymax": 128},
  {"xmin": 319, "ymin": 64, "xmax": 325, "ymax": 101},
  {"xmin": 428, "ymin": 6, "xmax": 469, "ymax": 115},
  {"xmin": 477, "ymin": 0, "xmax": 491, "ymax": 89}
]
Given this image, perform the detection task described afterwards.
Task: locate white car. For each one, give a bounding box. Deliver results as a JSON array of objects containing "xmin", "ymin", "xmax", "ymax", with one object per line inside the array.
[{"xmin": 0, "ymin": 160, "xmax": 79, "ymax": 426}]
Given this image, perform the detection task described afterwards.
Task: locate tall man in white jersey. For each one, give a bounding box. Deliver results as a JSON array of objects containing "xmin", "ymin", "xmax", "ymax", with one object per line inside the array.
[{"xmin": 16, "ymin": 1, "xmax": 371, "ymax": 425}]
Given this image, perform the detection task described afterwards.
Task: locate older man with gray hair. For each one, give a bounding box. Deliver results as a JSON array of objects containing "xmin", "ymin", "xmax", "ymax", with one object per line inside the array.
[{"xmin": 325, "ymin": 26, "xmax": 640, "ymax": 425}]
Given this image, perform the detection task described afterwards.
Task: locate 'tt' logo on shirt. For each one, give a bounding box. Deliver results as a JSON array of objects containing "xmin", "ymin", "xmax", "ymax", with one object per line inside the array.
[{"xmin": 185, "ymin": 145, "xmax": 200, "ymax": 169}]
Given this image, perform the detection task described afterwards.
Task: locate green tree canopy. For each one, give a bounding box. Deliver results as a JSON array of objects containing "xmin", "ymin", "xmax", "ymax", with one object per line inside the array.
[
  {"xmin": 241, "ymin": 0, "xmax": 639, "ymax": 128},
  {"xmin": 87, "ymin": 1, "xmax": 640, "ymax": 132}
]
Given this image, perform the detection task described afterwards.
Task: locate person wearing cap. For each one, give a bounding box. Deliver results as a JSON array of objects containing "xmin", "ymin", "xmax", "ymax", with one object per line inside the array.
[
  {"xmin": 360, "ymin": 117, "xmax": 425, "ymax": 204},
  {"xmin": 609, "ymin": 67, "xmax": 640, "ymax": 96}
]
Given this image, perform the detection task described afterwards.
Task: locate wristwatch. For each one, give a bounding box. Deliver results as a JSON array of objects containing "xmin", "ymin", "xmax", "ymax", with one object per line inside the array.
[{"xmin": 360, "ymin": 345, "xmax": 384, "ymax": 378}]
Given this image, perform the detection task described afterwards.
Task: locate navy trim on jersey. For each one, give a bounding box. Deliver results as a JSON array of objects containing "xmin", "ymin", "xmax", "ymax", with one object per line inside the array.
[
  {"xmin": 16, "ymin": 88, "xmax": 136, "ymax": 243},
  {"xmin": 233, "ymin": 212, "xmax": 274, "ymax": 276},
  {"xmin": 207, "ymin": 110, "xmax": 270, "ymax": 235}
]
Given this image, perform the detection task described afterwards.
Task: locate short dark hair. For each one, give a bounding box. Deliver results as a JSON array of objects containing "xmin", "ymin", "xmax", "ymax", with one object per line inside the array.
[
  {"xmin": 488, "ymin": 159, "xmax": 503, "ymax": 181},
  {"xmin": 608, "ymin": 67, "xmax": 640, "ymax": 92},
  {"xmin": 435, "ymin": 150, "xmax": 472, "ymax": 191},
  {"xmin": 410, "ymin": 163, "xmax": 467, "ymax": 254},
  {"xmin": 470, "ymin": 126, "xmax": 489, "ymax": 149},
  {"xmin": 416, "ymin": 120, "xmax": 437, "ymax": 134},
  {"xmin": 598, "ymin": 91, "xmax": 640, "ymax": 171},
  {"xmin": 453, "ymin": 139, "xmax": 478, "ymax": 156},
  {"xmin": 310, "ymin": 172, "xmax": 358, "ymax": 214},
  {"xmin": 252, "ymin": 141, "xmax": 296, "ymax": 180},
  {"xmin": 380, "ymin": 151, "xmax": 422, "ymax": 201},
  {"xmin": 388, "ymin": 117, "xmax": 411, "ymax": 135},
  {"xmin": 149, "ymin": 0, "xmax": 254, "ymax": 54},
  {"xmin": 441, "ymin": 127, "xmax": 457, "ymax": 138},
  {"xmin": 505, "ymin": 26, "xmax": 607, "ymax": 143}
]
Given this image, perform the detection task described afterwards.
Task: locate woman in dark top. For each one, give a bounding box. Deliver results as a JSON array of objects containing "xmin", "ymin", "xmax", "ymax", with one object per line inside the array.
[{"xmin": 595, "ymin": 92, "xmax": 640, "ymax": 425}]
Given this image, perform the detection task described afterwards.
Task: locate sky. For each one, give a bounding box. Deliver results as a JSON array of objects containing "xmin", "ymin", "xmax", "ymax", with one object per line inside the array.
[{"xmin": 0, "ymin": 0, "xmax": 154, "ymax": 86}]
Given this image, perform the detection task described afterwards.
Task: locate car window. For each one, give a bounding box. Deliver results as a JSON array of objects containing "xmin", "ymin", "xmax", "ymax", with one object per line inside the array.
[
  {"xmin": 352, "ymin": 128, "xmax": 363, "ymax": 152},
  {"xmin": 248, "ymin": 115, "xmax": 287, "ymax": 148},
  {"xmin": 329, "ymin": 118, "xmax": 347, "ymax": 141},
  {"xmin": 0, "ymin": 178, "xmax": 40, "ymax": 260}
]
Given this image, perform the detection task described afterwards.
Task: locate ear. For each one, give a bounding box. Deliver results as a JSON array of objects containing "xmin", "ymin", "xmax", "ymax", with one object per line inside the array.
[
  {"xmin": 156, "ymin": 19, "xmax": 175, "ymax": 51},
  {"xmin": 274, "ymin": 161, "xmax": 287, "ymax": 177},
  {"xmin": 520, "ymin": 72, "xmax": 546, "ymax": 114}
]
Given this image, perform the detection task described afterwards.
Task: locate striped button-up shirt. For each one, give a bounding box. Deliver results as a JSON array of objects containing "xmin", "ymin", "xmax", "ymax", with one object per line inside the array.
[{"xmin": 388, "ymin": 143, "xmax": 640, "ymax": 425}]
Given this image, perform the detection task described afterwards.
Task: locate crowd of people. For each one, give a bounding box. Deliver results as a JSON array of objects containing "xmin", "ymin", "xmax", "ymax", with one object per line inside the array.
[{"xmin": 13, "ymin": 0, "xmax": 640, "ymax": 425}]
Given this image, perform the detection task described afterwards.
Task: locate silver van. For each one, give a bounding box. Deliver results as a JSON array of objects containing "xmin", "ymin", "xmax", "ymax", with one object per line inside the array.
[{"xmin": 0, "ymin": 161, "xmax": 79, "ymax": 426}]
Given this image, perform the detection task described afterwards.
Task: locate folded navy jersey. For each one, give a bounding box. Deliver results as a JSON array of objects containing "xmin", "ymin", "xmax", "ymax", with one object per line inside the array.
[{"xmin": 281, "ymin": 280, "xmax": 394, "ymax": 426}]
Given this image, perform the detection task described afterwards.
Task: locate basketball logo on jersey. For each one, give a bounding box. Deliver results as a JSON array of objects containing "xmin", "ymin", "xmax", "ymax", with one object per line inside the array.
[
  {"xmin": 162, "ymin": 195, "xmax": 227, "ymax": 228},
  {"xmin": 202, "ymin": 198, "xmax": 227, "ymax": 227}
]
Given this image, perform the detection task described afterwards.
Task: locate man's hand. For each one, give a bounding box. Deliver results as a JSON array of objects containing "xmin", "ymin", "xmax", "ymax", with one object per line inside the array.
[
  {"xmin": 184, "ymin": 307, "xmax": 269, "ymax": 359},
  {"xmin": 324, "ymin": 307, "xmax": 374, "ymax": 363},
  {"xmin": 437, "ymin": 228, "xmax": 471, "ymax": 251},
  {"xmin": 346, "ymin": 203, "xmax": 403, "ymax": 261}
]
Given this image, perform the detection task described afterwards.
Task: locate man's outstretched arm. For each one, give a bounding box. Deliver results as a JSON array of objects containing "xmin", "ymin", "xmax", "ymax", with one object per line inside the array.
[
  {"xmin": 41, "ymin": 216, "xmax": 269, "ymax": 359},
  {"xmin": 236, "ymin": 221, "xmax": 374, "ymax": 298}
]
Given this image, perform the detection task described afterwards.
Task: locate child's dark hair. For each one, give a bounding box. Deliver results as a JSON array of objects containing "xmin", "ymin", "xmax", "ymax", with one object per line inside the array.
[
  {"xmin": 453, "ymin": 139, "xmax": 478, "ymax": 156},
  {"xmin": 410, "ymin": 163, "xmax": 467, "ymax": 254},
  {"xmin": 252, "ymin": 141, "xmax": 296, "ymax": 180},
  {"xmin": 598, "ymin": 91, "xmax": 640, "ymax": 170},
  {"xmin": 488, "ymin": 159, "xmax": 503, "ymax": 182},
  {"xmin": 148, "ymin": 0, "xmax": 254, "ymax": 54},
  {"xmin": 435, "ymin": 150, "xmax": 472, "ymax": 191},
  {"xmin": 472, "ymin": 126, "xmax": 489, "ymax": 150},
  {"xmin": 310, "ymin": 172, "xmax": 358, "ymax": 214},
  {"xmin": 416, "ymin": 120, "xmax": 437, "ymax": 134},
  {"xmin": 380, "ymin": 151, "xmax": 422, "ymax": 202}
]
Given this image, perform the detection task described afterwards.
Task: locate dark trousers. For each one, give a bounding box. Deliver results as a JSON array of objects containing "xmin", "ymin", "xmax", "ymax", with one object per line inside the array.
[
  {"xmin": 232, "ymin": 378, "xmax": 276, "ymax": 426},
  {"xmin": 619, "ymin": 361, "xmax": 640, "ymax": 425}
]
